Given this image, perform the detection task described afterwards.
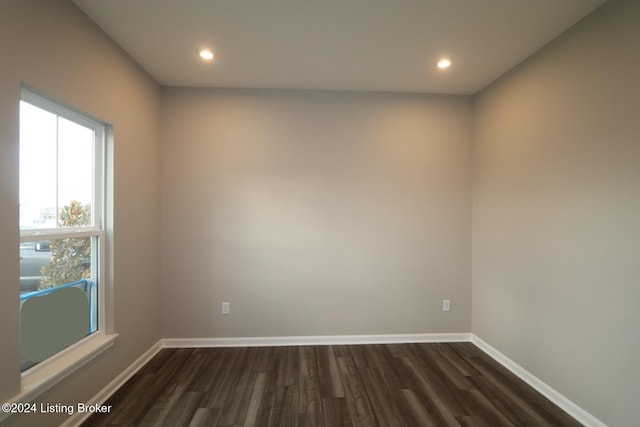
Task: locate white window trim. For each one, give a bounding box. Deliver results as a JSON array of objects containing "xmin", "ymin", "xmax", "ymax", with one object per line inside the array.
[
  {"xmin": 13, "ymin": 86, "xmax": 117, "ymax": 411},
  {"xmin": 20, "ymin": 333, "xmax": 118, "ymax": 402},
  {"xmin": 0, "ymin": 333, "xmax": 118, "ymax": 424}
]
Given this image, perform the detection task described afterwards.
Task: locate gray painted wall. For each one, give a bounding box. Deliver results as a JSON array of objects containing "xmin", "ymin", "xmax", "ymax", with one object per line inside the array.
[
  {"xmin": 472, "ymin": 1, "xmax": 640, "ymax": 426},
  {"xmin": 161, "ymin": 89, "xmax": 472, "ymax": 338},
  {"xmin": 0, "ymin": 0, "xmax": 162, "ymax": 425}
]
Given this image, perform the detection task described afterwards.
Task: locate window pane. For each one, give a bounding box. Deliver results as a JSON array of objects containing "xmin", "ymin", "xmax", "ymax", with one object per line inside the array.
[
  {"xmin": 19, "ymin": 103, "xmax": 95, "ymax": 230},
  {"xmin": 19, "ymin": 101, "xmax": 57, "ymax": 229},
  {"xmin": 58, "ymin": 117, "xmax": 94, "ymax": 226},
  {"xmin": 19, "ymin": 237, "xmax": 98, "ymax": 372}
]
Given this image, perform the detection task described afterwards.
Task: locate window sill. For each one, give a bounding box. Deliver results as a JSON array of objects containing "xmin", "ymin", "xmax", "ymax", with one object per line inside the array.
[{"xmin": 3, "ymin": 332, "xmax": 118, "ymax": 419}]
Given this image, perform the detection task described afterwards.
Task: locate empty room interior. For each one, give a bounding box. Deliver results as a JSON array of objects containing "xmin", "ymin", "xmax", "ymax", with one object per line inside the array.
[{"xmin": 1, "ymin": 0, "xmax": 639, "ymax": 426}]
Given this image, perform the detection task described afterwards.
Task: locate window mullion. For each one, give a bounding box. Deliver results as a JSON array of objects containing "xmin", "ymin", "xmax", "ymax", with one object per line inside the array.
[{"xmin": 20, "ymin": 230, "xmax": 100, "ymax": 243}]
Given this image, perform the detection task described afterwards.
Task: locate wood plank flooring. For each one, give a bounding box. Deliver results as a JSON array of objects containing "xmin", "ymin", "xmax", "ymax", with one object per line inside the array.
[{"xmin": 82, "ymin": 343, "xmax": 580, "ymax": 426}]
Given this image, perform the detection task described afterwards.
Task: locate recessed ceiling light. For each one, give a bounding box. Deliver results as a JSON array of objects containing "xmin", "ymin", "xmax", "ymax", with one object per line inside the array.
[
  {"xmin": 199, "ymin": 49, "xmax": 214, "ymax": 61},
  {"xmin": 437, "ymin": 58, "xmax": 452, "ymax": 69}
]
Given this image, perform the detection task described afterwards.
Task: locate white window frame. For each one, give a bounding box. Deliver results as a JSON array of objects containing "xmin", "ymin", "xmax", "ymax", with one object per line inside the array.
[{"xmin": 12, "ymin": 86, "xmax": 118, "ymax": 409}]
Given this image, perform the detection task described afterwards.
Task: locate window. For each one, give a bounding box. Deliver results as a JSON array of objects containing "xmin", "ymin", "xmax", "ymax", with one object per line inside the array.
[{"xmin": 19, "ymin": 89, "xmax": 105, "ymax": 372}]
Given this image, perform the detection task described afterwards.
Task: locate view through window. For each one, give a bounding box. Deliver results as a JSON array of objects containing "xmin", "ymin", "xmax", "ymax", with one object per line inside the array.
[{"xmin": 19, "ymin": 89, "xmax": 104, "ymax": 372}]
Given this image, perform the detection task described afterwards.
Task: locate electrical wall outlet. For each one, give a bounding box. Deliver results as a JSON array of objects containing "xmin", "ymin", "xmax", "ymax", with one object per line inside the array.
[
  {"xmin": 222, "ymin": 302, "xmax": 230, "ymax": 315},
  {"xmin": 442, "ymin": 299, "xmax": 451, "ymax": 312}
]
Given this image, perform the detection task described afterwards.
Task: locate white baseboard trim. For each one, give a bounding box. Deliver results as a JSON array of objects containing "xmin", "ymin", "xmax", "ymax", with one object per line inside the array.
[
  {"xmin": 61, "ymin": 340, "xmax": 163, "ymax": 427},
  {"xmin": 59, "ymin": 333, "xmax": 604, "ymax": 427},
  {"xmin": 162, "ymin": 332, "xmax": 471, "ymax": 348},
  {"xmin": 470, "ymin": 334, "xmax": 606, "ymax": 427}
]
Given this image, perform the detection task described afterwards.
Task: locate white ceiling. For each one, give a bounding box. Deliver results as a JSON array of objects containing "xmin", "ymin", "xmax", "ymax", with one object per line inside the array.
[{"xmin": 73, "ymin": 0, "xmax": 606, "ymax": 95}]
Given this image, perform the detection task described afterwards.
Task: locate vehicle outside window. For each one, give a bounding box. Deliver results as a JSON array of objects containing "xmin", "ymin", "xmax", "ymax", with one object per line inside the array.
[{"xmin": 19, "ymin": 240, "xmax": 51, "ymax": 293}]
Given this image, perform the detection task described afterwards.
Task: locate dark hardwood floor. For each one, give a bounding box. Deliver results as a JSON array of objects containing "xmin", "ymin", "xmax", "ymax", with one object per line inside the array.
[{"xmin": 82, "ymin": 342, "xmax": 580, "ymax": 426}]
